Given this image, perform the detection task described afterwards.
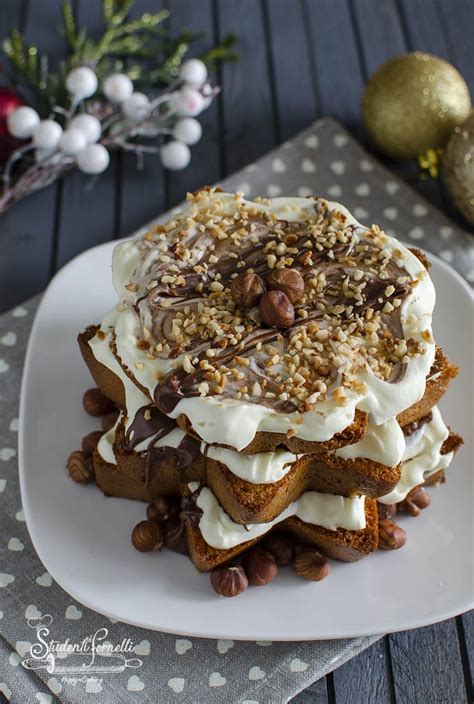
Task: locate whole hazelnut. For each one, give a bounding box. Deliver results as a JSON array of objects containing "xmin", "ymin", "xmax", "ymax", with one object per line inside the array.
[
  {"xmin": 378, "ymin": 518, "xmax": 407, "ymax": 550},
  {"xmin": 242, "ymin": 548, "xmax": 278, "ymax": 586},
  {"xmin": 164, "ymin": 518, "xmax": 188, "ymax": 555},
  {"xmin": 67, "ymin": 450, "xmax": 94, "ymax": 484},
  {"xmin": 267, "ymin": 268, "xmax": 304, "ymax": 304},
  {"xmin": 231, "ymin": 272, "xmax": 266, "ymax": 308},
  {"xmin": 81, "ymin": 430, "xmax": 103, "ymax": 456},
  {"xmin": 82, "ymin": 388, "xmax": 115, "ymax": 417},
  {"xmin": 293, "ymin": 549, "xmax": 331, "ymax": 581},
  {"xmin": 397, "ymin": 486, "xmax": 431, "ymax": 517},
  {"xmin": 263, "ymin": 531, "xmax": 295, "ymax": 566},
  {"xmin": 101, "ymin": 410, "xmax": 120, "ymax": 432},
  {"xmin": 259, "ymin": 290, "xmax": 295, "ymax": 329},
  {"xmin": 131, "ymin": 519, "xmax": 164, "ymax": 552},
  {"xmin": 147, "ymin": 496, "xmax": 180, "ymax": 523},
  {"xmin": 210, "ymin": 565, "xmax": 248, "ymax": 597},
  {"xmin": 377, "ymin": 502, "xmax": 397, "ymax": 520}
]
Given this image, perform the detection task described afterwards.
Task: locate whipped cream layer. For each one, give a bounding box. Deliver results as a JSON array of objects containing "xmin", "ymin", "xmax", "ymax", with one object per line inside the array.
[
  {"xmin": 379, "ymin": 406, "xmax": 451, "ymax": 503},
  {"xmin": 203, "ymin": 444, "xmax": 298, "ymax": 484},
  {"xmin": 194, "ymin": 485, "xmax": 366, "ymax": 549},
  {"xmin": 100, "ymin": 192, "xmax": 436, "ymax": 450},
  {"xmin": 97, "ymin": 417, "xmax": 120, "ymax": 465}
]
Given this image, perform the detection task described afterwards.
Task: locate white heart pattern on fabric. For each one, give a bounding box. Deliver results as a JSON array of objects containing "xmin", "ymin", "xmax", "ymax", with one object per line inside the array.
[
  {"xmin": 168, "ymin": 678, "xmax": 185, "ymax": 693},
  {"xmin": 354, "ymin": 182, "xmax": 370, "ymax": 197},
  {"xmin": 333, "ymin": 133, "xmax": 348, "ymax": 147},
  {"xmin": 47, "ymin": 678, "xmax": 62, "ymax": 694},
  {"xmin": 327, "ymin": 184, "xmax": 342, "ymax": 198},
  {"xmin": 1, "ymin": 332, "xmax": 16, "ymax": 346},
  {"xmin": 209, "ymin": 672, "xmax": 226, "ymax": 687},
  {"xmin": 217, "ymin": 639, "xmax": 234, "ymax": 654},
  {"xmin": 248, "ymin": 666, "xmax": 265, "ymax": 681},
  {"xmin": 1, "ymin": 448, "xmax": 16, "ymax": 461},
  {"xmin": 297, "ymin": 186, "xmax": 312, "ymax": 197},
  {"xmin": 65, "ymin": 604, "xmax": 82, "ymax": 620},
  {"xmin": 8, "ymin": 537, "xmax": 24, "ymax": 552},
  {"xmin": 15, "ymin": 641, "xmax": 32, "ymax": 657},
  {"xmin": 304, "ymin": 134, "xmax": 319, "ymax": 149},
  {"xmin": 175, "ymin": 639, "xmax": 192, "ymax": 655},
  {"xmin": 301, "ymin": 158, "xmax": 316, "ymax": 173},
  {"xmin": 383, "ymin": 207, "xmax": 398, "ymax": 221},
  {"xmin": 36, "ymin": 572, "xmax": 52, "ymax": 587},
  {"xmin": 244, "ymin": 163, "xmax": 258, "ymax": 173},
  {"xmin": 127, "ymin": 675, "xmax": 145, "ymax": 692},
  {"xmin": 272, "ymin": 157, "xmax": 286, "ymax": 173},
  {"xmin": 9, "ymin": 652, "xmax": 21, "ymax": 667},
  {"xmin": 330, "ymin": 161, "xmax": 345, "ymax": 175},
  {"xmin": 12, "ymin": 306, "xmax": 27, "ymax": 317},
  {"xmin": 35, "ymin": 694, "xmax": 52, "ymax": 704},
  {"xmin": 359, "ymin": 158, "xmax": 374, "ymax": 172},
  {"xmin": 440, "ymin": 250, "xmax": 454, "ymax": 263},
  {"xmin": 85, "ymin": 679, "xmax": 103, "ymax": 693},
  {"xmin": 266, "ymin": 184, "xmax": 282, "ymax": 198},
  {"xmin": 236, "ymin": 182, "xmax": 251, "ymax": 196},
  {"xmin": 385, "ymin": 181, "xmax": 400, "ymax": 195},
  {"xmin": 9, "ymin": 418, "xmax": 19, "ymax": 432},
  {"xmin": 290, "ymin": 657, "xmax": 309, "ymax": 672},
  {"xmin": 413, "ymin": 203, "xmax": 428, "ymax": 217},
  {"xmin": 15, "ymin": 509, "xmax": 25, "ymax": 522},
  {"xmin": 353, "ymin": 207, "xmax": 368, "ymax": 221},
  {"xmin": 133, "ymin": 639, "xmax": 150, "ymax": 656},
  {"xmin": 0, "ymin": 573, "xmax": 15, "ymax": 587},
  {"xmin": 25, "ymin": 605, "xmax": 42, "ymax": 620},
  {"xmin": 0, "ymin": 360, "xmax": 9, "ymax": 374},
  {"xmin": 0, "ymin": 684, "xmax": 12, "ymax": 700},
  {"xmin": 408, "ymin": 226, "xmax": 424, "ymax": 240},
  {"xmin": 440, "ymin": 226, "xmax": 453, "ymax": 239}
]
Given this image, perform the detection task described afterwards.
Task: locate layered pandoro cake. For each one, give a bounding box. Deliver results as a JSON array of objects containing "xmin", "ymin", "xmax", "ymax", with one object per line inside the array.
[{"xmin": 69, "ymin": 188, "xmax": 462, "ymax": 595}]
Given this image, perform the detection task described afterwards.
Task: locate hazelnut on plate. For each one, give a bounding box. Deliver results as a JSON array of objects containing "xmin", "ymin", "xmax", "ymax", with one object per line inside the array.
[
  {"xmin": 259, "ymin": 290, "xmax": 295, "ymax": 328},
  {"xmin": 267, "ymin": 268, "xmax": 305, "ymax": 304},
  {"xmin": 230, "ymin": 271, "xmax": 266, "ymax": 308}
]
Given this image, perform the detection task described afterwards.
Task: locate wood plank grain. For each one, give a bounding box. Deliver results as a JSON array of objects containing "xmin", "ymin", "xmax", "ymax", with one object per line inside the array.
[
  {"xmin": 263, "ymin": 0, "xmax": 318, "ymax": 142},
  {"xmin": 0, "ymin": 0, "xmax": 61, "ymax": 312},
  {"xmin": 167, "ymin": 0, "xmax": 222, "ymax": 206},
  {"xmin": 389, "ymin": 619, "xmax": 468, "ymax": 704},
  {"xmin": 331, "ymin": 637, "xmax": 394, "ymax": 704},
  {"xmin": 54, "ymin": 0, "xmax": 119, "ymax": 269},
  {"xmin": 398, "ymin": 0, "xmax": 450, "ymax": 58},
  {"xmin": 437, "ymin": 0, "xmax": 474, "ymax": 91},
  {"xmin": 459, "ymin": 612, "xmax": 474, "ymax": 701},
  {"xmin": 290, "ymin": 674, "xmax": 328, "ymax": 703},
  {"xmin": 216, "ymin": 0, "xmax": 277, "ymax": 175},
  {"xmin": 352, "ymin": 0, "xmax": 406, "ymax": 75},
  {"xmin": 117, "ymin": 0, "xmax": 166, "ymax": 236},
  {"xmin": 304, "ymin": 0, "xmax": 364, "ymax": 131}
]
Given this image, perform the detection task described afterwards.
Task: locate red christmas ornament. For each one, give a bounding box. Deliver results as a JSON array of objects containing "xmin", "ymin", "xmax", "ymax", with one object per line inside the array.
[{"xmin": 0, "ymin": 87, "xmax": 25, "ymax": 164}]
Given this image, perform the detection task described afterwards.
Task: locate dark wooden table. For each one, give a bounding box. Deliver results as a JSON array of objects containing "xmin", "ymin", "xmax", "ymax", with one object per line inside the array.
[{"xmin": 1, "ymin": 1, "xmax": 472, "ymax": 702}]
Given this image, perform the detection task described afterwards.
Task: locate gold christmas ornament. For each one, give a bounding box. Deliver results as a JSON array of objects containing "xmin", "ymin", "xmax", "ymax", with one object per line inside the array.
[
  {"xmin": 363, "ymin": 52, "xmax": 471, "ymax": 161},
  {"xmin": 443, "ymin": 111, "xmax": 474, "ymax": 226}
]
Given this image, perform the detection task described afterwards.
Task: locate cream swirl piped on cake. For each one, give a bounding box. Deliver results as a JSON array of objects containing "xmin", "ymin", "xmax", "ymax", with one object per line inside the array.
[{"xmin": 103, "ymin": 191, "xmax": 436, "ymax": 450}]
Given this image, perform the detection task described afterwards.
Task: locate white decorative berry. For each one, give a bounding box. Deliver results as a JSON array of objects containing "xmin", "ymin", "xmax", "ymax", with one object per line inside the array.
[
  {"xmin": 103, "ymin": 73, "xmax": 134, "ymax": 103},
  {"xmin": 66, "ymin": 66, "xmax": 98, "ymax": 100},
  {"xmin": 76, "ymin": 144, "xmax": 110, "ymax": 174},
  {"xmin": 179, "ymin": 59, "xmax": 208, "ymax": 87},
  {"xmin": 7, "ymin": 106, "xmax": 39, "ymax": 139},
  {"xmin": 122, "ymin": 92, "xmax": 150, "ymax": 121},
  {"xmin": 59, "ymin": 128, "xmax": 87, "ymax": 155},
  {"xmin": 160, "ymin": 140, "xmax": 191, "ymax": 170},
  {"xmin": 32, "ymin": 120, "xmax": 63, "ymax": 151},
  {"xmin": 175, "ymin": 86, "xmax": 205, "ymax": 117},
  {"xmin": 172, "ymin": 118, "xmax": 202, "ymax": 145},
  {"xmin": 69, "ymin": 114, "xmax": 102, "ymax": 144}
]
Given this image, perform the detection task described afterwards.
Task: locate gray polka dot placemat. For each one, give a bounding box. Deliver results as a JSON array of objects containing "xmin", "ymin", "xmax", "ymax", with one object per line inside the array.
[{"xmin": 1, "ymin": 118, "xmax": 473, "ymax": 704}]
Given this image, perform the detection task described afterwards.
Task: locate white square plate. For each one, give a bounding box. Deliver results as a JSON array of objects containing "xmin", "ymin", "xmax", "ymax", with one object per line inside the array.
[{"xmin": 19, "ymin": 241, "xmax": 473, "ymax": 640}]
